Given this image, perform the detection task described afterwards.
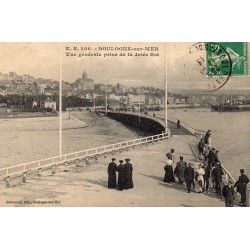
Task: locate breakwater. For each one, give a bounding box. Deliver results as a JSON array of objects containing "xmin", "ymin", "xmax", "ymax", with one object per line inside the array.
[{"xmin": 105, "ymin": 111, "xmax": 166, "ymax": 135}]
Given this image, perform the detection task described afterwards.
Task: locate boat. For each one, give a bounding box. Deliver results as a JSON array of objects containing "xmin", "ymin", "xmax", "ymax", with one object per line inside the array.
[{"xmin": 211, "ymin": 100, "xmax": 250, "ymax": 112}]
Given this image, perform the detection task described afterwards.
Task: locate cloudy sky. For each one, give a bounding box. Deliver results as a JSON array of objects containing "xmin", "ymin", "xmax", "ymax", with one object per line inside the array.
[{"xmin": 0, "ymin": 42, "xmax": 249, "ymax": 91}]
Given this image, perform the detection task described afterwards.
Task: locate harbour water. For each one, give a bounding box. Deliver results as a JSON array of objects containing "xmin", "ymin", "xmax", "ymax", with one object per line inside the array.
[{"xmin": 0, "ymin": 110, "xmax": 143, "ymax": 169}]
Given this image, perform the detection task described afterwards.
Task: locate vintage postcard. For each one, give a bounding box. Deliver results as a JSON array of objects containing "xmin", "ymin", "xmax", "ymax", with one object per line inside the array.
[{"xmin": 0, "ymin": 42, "xmax": 249, "ymax": 207}]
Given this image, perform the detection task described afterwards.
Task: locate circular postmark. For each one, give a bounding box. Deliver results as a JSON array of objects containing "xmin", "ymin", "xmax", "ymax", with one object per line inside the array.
[{"xmin": 188, "ymin": 42, "xmax": 232, "ymax": 92}]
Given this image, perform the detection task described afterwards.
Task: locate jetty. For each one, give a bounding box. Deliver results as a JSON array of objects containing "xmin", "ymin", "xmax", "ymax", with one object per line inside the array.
[{"xmin": 0, "ymin": 112, "xmax": 248, "ymax": 207}]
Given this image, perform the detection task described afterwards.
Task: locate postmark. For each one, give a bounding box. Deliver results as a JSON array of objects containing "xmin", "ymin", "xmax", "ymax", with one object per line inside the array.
[{"xmin": 188, "ymin": 42, "xmax": 232, "ymax": 92}]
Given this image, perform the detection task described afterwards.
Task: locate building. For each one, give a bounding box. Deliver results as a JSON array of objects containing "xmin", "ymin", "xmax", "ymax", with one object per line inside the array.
[
  {"xmin": 42, "ymin": 99, "xmax": 57, "ymax": 110},
  {"xmin": 127, "ymin": 94, "xmax": 146, "ymax": 106},
  {"xmin": 74, "ymin": 71, "xmax": 95, "ymax": 92}
]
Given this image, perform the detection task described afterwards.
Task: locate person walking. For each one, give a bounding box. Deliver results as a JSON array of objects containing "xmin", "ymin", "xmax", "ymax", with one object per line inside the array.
[
  {"xmin": 174, "ymin": 156, "xmax": 187, "ymax": 184},
  {"xmin": 222, "ymin": 180, "xmax": 234, "ymax": 207},
  {"xmin": 235, "ymin": 169, "xmax": 249, "ymax": 206},
  {"xmin": 195, "ymin": 164, "xmax": 205, "ymax": 193},
  {"xmin": 184, "ymin": 163, "xmax": 195, "ymax": 193},
  {"xmin": 212, "ymin": 163, "xmax": 224, "ymax": 197},
  {"xmin": 117, "ymin": 160, "xmax": 126, "ymax": 191},
  {"xmin": 208, "ymin": 148, "xmax": 217, "ymax": 168},
  {"xmin": 107, "ymin": 158, "xmax": 117, "ymax": 189},
  {"xmin": 124, "ymin": 158, "xmax": 134, "ymax": 189},
  {"xmin": 203, "ymin": 146, "xmax": 211, "ymax": 164},
  {"xmin": 203, "ymin": 164, "xmax": 211, "ymax": 193},
  {"xmin": 204, "ymin": 129, "xmax": 212, "ymax": 147},
  {"xmin": 164, "ymin": 155, "xmax": 175, "ymax": 183},
  {"xmin": 177, "ymin": 120, "xmax": 180, "ymax": 129},
  {"xmin": 166, "ymin": 149, "xmax": 175, "ymax": 163},
  {"xmin": 198, "ymin": 138, "xmax": 205, "ymax": 156}
]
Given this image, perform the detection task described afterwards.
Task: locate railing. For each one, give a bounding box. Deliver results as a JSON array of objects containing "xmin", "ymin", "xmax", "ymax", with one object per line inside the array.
[
  {"xmin": 167, "ymin": 117, "xmax": 206, "ymax": 137},
  {"xmin": 0, "ymin": 132, "xmax": 168, "ymax": 181},
  {"xmin": 221, "ymin": 163, "xmax": 236, "ymax": 184}
]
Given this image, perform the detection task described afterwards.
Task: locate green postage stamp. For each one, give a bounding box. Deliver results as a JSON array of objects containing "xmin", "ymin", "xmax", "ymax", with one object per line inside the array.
[{"xmin": 207, "ymin": 42, "xmax": 248, "ymax": 76}]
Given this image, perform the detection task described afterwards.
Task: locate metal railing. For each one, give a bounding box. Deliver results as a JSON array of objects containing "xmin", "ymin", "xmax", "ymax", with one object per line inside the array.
[
  {"xmin": 0, "ymin": 132, "xmax": 168, "ymax": 181},
  {"xmin": 167, "ymin": 117, "xmax": 206, "ymax": 137}
]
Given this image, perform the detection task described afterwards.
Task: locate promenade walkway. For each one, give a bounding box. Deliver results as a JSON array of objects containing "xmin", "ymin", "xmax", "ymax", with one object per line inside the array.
[{"xmin": 0, "ymin": 134, "xmax": 225, "ymax": 207}]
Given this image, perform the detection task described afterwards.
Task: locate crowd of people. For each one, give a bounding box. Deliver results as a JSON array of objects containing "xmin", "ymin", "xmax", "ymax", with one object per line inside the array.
[
  {"xmin": 163, "ymin": 130, "xmax": 249, "ymax": 207},
  {"xmin": 107, "ymin": 158, "xmax": 134, "ymax": 191},
  {"xmin": 106, "ymin": 129, "xmax": 249, "ymax": 206}
]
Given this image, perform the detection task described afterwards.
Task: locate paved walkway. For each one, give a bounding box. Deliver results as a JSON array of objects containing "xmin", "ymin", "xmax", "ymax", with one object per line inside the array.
[{"xmin": 0, "ymin": 134, "xmax": 226, "ymax": 207}]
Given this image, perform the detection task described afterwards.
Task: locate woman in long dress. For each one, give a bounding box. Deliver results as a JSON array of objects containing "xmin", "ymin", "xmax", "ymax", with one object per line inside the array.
[
  {"xmin": 164, "ymin": 157, "xmax": 175, "ymax": 183},
  {"xmin": 117, "ymin": 160, "xmax": 126, "ymax": 191},
  {"xmin": 194, "ymin": 164, "xmax": 205, "ymax": 193}
]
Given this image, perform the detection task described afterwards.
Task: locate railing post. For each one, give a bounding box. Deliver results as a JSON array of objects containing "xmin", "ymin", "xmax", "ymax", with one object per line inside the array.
[
  {"xmin": 22, "ymin": 172, "xmax": 27, "ymax": 183},
  {"xmin": 52, "ymin": 165, "xmax": 56, "ymax": 175},
  {"xmin": 38, "ymin": 168, "xmax": 42, "ymax": 177},
  {"xmin": 6, "ymin": 176, "xmax": 10, "ymax": 188},
  {"xmin": 86, "ymin": 157, "xmax": 90, "ymax": 165}
]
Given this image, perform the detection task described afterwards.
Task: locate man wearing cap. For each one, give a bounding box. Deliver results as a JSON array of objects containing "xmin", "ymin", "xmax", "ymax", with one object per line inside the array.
[
  {"xmin": 107, "ymin": 158, "xmax": 117, "ymax": 189},
  {"xmin": 222, "ymin": 180, "xmax": 234, "ymax": 207},
  {"xmin": 124, "ymin": 158, "xmax": 134, "ymax": 189},
  {"xmin": 235, "ymin": 169, "xmax": 249, "ymax": 206},
  {"xmin": 117, "ymin": 160, "xmax": 126, "ymax": 191}
]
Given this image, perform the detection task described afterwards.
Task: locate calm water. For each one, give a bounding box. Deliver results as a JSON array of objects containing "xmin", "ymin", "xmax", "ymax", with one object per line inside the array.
[
  {"xmin": 0, "ymin": 111, "xmax": 143, "ymax": 168},
  {"xmin": 161, "ymin": 108, "xmax": 250, "ymax": 179}
]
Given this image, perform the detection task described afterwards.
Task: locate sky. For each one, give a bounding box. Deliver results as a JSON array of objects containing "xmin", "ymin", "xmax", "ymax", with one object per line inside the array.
[{"xmin": 0, "ymin": 42, "xmax": 249, "ymax": 91}]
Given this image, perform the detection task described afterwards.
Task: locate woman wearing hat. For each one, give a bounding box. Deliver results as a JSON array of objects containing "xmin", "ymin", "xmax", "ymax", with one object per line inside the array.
[
  {"xmin": 117, "ymin": 160, "xmax": 126, "ymax": 191},
  {"xmin": 107, "ymin": 158, "xmax": 117, "ymax": 189},
  {"xmin": 222, "ymin": 180, "xmax": 234, "ymax": 207},
  {"xmin": 124, "ymin": 158, "xmax": 134, "ymax": 189}
]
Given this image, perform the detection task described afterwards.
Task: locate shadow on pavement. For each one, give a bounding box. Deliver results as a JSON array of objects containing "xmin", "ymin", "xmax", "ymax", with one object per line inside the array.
[
  {"xmin": 85, "ymin": 179, "xmax": 107, "ymax": 188},
  {"xmin": 138, "ymin": 173, "xmax": 163, "ymax": 182}
]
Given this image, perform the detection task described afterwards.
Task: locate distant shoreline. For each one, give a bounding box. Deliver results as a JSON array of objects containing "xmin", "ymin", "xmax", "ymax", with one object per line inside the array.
[{"xmin": 0, "ymin": 113, "xmax": 88, "ymax": 131}]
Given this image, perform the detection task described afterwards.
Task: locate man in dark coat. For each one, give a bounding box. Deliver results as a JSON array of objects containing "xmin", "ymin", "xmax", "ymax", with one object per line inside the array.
[
  {"xmin": 222, "ymin": 180, "xmax": 234, "ymax": 207},
  {"xmin": 107, "ymin": 158, "xmax": 117, "ymax": 189},
  {"xmin": 124, "ymin": 158, "xmax": 134, "ymax": 189},
  {"xmin": 198, "ymin": 138, "xmax": 205, "ymax": 155},
  {"xmin": 184, "ymin": 163, "xmax": 195, "ymax": 193},
  {"xmin": 117, "ymin": 160, "xmax": 126, "ymax": 191},
  {"xmin": 174, "ymin": 156, "xmax": 187, "ymax": 184},
  {"xmin": 208, "ymin": 148, "xmax": 217, "ymax": 168},
  {"xmin": 212, "ymin": 163, "xmax": 224, "ymax": 196},
  {"xmin": 203, "ymin": 164, "xmax": 211, "ymax": 193},
  {"xmin": 235, "ymin": 169, "xmax": 249, "ymax": 206}
]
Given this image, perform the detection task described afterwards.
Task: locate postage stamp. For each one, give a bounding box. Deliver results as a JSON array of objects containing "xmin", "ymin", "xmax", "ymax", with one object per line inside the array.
[{"xmin": 206, "ymin": 42, "xmax": 248, "ymax": 76}]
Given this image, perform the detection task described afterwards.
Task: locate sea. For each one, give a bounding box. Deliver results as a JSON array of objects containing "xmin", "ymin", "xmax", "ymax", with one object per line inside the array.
[{"xmin": 0, "ymin": 110, "xmax": 144, "ymax": 169}]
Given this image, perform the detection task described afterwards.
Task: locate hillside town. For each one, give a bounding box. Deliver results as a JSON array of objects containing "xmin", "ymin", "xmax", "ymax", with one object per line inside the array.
[{"xmin": 1, "ymin": 70, "xmax": 250, "ymax": 112}]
